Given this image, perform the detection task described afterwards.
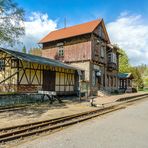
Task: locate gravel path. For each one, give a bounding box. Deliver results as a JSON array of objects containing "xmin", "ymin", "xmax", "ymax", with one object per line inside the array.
[{"xmin": 15, "ymin": 98, "xmax": 148, "ymax": 148}]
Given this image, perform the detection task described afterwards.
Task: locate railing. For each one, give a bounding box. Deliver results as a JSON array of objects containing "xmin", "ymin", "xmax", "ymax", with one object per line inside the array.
[{"xmin": 107, "ymin": 62, "xmax": 117, "ymax": 70}]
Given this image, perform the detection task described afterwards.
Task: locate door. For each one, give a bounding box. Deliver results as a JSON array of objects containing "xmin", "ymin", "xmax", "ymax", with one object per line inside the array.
[{"xmin": 42, "ymin": 70, "xmax": 55, "ymax": 91}]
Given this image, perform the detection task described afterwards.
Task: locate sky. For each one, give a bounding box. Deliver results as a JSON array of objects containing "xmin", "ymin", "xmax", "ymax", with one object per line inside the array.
[{"xmin": 14, "ymin": 0, "xmax": 148, "ymax": 66}]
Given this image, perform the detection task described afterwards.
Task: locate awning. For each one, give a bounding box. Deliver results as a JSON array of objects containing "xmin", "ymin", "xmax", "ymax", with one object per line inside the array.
[{"xmin": 0, "ymin": 48, "xmax": 78, "ymax": 70}]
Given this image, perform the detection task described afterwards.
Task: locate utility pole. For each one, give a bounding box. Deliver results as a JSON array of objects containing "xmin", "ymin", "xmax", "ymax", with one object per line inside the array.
[{"xmin": 64, "ymin": 17, "xmax": 67, "ymax": 28}]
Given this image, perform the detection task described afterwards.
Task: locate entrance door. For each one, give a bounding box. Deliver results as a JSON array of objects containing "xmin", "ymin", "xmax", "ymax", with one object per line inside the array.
[{"xmin": 42, "ymin": 70, "xmax": 55, "ymax": 91}]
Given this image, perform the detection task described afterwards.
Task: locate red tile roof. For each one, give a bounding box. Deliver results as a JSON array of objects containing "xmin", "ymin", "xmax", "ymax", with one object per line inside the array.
[{"xmin": 39, "ymin": 19, "xmax": 102, "ymax": 43}]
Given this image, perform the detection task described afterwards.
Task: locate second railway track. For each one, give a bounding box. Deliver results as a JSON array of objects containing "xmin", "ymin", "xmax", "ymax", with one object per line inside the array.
[{"xmin": 0, "ymin": 94, "xmax": 148, "ymax": 145}]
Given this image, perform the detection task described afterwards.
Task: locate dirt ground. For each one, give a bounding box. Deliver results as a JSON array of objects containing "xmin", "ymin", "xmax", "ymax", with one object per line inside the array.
[{"xmin": 0, "ymin": 97, "xmax": 95, "ymax": 128}]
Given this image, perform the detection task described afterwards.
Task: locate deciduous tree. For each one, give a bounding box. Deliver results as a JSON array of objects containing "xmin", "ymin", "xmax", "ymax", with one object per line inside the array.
[
  {"xmin": 0, "ymin": 0, "xmax": 25, "ymax": 47},
  {"xmin": 119, "ymin": 49, "xmax": 131, "ymax": 73}
]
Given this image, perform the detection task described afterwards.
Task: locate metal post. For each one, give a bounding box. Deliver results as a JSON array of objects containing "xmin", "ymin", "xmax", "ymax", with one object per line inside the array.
[{"xmin": 79, "ymin": 75, "xmax": 81, "ymax": 102}]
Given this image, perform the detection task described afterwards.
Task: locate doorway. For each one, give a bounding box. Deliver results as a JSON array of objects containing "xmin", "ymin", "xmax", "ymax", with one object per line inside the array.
[{"xmin": 42, "ymin": 70, "xmax": 55, "ymax": 91}]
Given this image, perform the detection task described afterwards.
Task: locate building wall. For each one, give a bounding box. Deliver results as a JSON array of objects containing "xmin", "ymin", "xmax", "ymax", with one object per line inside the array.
[
  {"xmin": 0, "ymin": 52, "xmax": 17, "ymax": 92},
  {"xmin": 17, "ymin": 61, "xmax": 77, "ymax": 94},
  {"xmin": 0, "ymin": 51, "xmax": 78, "ymax": 95},
  {"xmin": 41, "ymin": 23, "xmax": 119, "ymax": 95},
  {"xmin": 42, "ymin": 41, "xmax": 92, "ymax": 62},
  {"xmin": 106, "ymin": 70, "xmax": 118, "ymax": 92},
  {"xmin": 69, "ymin": 61, "xmax": 90, "ymax": 81}
]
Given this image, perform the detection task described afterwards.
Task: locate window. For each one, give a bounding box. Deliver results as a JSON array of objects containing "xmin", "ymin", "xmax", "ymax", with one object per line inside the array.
[
  {"xmin": 92, "ymin": 70, "xmax": 96, "ymax": 86},
  {"xmin": 98, "ymin": 26, "xmax": 102, "ymax": 37},
  {"xmin": 11, "ymin": 59, "xmax": 18, "ymax": 68},
  {"xmin": 114, "ymin": 76, "xmax": 116, "ymax": 87},
  {"xmin": 98, "ymin": 26, "xmax": 105, "ymax": 39},
  {"xmin": 0, "ymin": 59, "xmax": 5, "ymax": 71},
  {"xmin": 100, "ymin": 46, "xmax": 105, "ymax": 58},
  {"xmin": 58, "ymin": 46, "xmax": 64, "ymax": 57},
  {"xmin": 112, "ymin": 53, "xmax": 117, "ymax": 63},
  {"xmin": 110, "ymin": 76, "xmax": 113, "ymax": 87},
  {"xmin": 108, "ymin": 52, "xmax": 112, "ymax": 62},
  {"xmin": 108, "ymin": 52, "xmax": 117, "ymax": 63},
  {"xmin": 107, "ymin": 75, "xmax": 109, "ymax": 87}
]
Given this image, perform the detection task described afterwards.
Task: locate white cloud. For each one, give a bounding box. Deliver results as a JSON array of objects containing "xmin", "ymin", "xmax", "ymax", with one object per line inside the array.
[
  {"xmin": 107, "ymin": 13, "xmax": 148, "ymax": 66},
  {"xmin": 20, "ymin": 12, "xmax": 57, "ymax": 50}
]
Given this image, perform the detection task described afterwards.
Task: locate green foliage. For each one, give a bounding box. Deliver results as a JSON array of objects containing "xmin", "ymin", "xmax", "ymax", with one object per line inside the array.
[
  {"xmin": 130, "ymin": 67, "xmax": 144, "ymax": 89},
  {"xmin": 119, "ymin": 48, "xmax": 145, "ymax": 89},
  {"xmin": 0, "ymin": 0, "xmax": 25, "ymax": 46},
  {"xmin": 119, "ymin": 49, "xmax": 131, "ymax": 73},
  {"xmin": 22, "ymin": 45, "xmax": 26, "ymax": 53},
  {"xmin": 136, "ymin": 64, "xmax": 148, "ymax": 88},
  {"xmin": 143, "ymin": 77, "xmax": 148, "ymax": 87}
]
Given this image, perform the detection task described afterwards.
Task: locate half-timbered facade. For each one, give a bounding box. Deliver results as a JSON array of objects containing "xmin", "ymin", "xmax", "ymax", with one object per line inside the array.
[
  {"xmin": 0, "ymin": 48, "xmax": 81, "ymax": 95},
  {"xmin": 39, "ymin": 19, "xmax": 119, "ymax": 95}
]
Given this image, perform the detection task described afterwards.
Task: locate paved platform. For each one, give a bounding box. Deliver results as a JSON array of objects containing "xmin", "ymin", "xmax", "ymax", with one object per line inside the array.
[{"xmin": 93, "ymin": 92, "xmax": 148, "ymax": 105}]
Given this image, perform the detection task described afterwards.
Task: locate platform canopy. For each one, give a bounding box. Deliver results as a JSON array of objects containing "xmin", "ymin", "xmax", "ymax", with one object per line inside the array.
[
  {"xmin": 118, "ymin": 73, "xmax": 134, "ymax": 79},
  {"xmin": 0, "ymin": 47, "xmax": 78, "ymax": 70}
]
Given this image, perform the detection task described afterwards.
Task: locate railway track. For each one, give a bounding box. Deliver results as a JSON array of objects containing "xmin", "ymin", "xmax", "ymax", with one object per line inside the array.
[
  {"xmin": 0, "ymin": 94, "xmax": 148, "ymax": 145},
  {"xmin": 0, "ymin": 105, "xmax": 28, "ymax": 113}
]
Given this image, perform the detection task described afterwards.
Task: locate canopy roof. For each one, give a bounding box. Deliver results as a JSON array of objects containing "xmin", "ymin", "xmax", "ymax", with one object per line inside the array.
[
  {"xmin": 0, "ymin": 48, "xmax": 78, "ymax": 70},
  {"xmin": 118, "ymin": 73, "xmax": 134, "ymax": 79}
]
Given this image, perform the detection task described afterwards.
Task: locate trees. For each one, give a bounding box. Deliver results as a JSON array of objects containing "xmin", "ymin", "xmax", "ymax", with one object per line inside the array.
[
  {"xmin": 28, "ymin": 47, "xmax": 42, "ymax": 56},
  {"xmin": 130, "ymin": 67, "xmax": 144, "ymax": 89},
  {"xmin": 119, "ymin": 49, "xmax": 131, "ymax": 73},
  {"xmin": 22, "ymin": 45, "xmax": 26, "ymax": 53},
  {"xmin": 0, "ymin": 0, "xmax": 25, "ymax": 47},
  {"xmin": 118, "ymin": 48, "xmax": 144, "ymax": 89}
]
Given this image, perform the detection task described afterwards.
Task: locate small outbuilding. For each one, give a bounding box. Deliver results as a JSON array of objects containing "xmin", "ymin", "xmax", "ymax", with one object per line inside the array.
[
  {"xmin": 0, "ymin": 48, "xmax": 83, "ymax": 95},
  {"xmin": 118, "ymin": 73, "xmax": 134, "ymax": 93}
]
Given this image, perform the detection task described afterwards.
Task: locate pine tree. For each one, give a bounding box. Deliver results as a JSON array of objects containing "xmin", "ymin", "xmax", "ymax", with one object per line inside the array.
[{"xmin": 22, "ymin": 46, "xmax": 27, "ymax": 53}]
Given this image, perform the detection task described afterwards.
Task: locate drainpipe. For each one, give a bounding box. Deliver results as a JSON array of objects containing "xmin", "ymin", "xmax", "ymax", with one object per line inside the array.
[{"xmin": 79, "ymin": 75, "xmax": 81, "ymax": 102}]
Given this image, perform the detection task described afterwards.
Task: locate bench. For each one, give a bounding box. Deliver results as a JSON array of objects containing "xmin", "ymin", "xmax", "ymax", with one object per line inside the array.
[{"xmin": 38, "ymin": 91, "xmax": 62, "ymax": 104}]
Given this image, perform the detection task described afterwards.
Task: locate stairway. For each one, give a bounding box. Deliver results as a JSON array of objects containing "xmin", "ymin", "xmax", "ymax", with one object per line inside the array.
[{"xmin": 97, "ymin": 90, "xmax": 110, "ymax": 97}]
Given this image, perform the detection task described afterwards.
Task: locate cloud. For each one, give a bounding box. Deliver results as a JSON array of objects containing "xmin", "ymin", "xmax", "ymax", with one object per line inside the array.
[
  {"xmin": 107, "ymin": 13, "xmax": 148, "ymax": 66},
  {"xmin": 20, "ymin": 12, "xmax": 57, "ymax": 50}
]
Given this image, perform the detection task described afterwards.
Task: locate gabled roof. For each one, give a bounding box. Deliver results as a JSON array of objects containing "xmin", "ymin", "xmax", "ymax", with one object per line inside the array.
[
  {"xmin": 0, "ymin": 48, "xmax": 78, "ymax": 70},
  {"xmin": 39, "ymin": 19, "xmax": 102, "ymax": 43},
  {"xmin": 118, "ymin": 73, "xmax": 134, "ymax": 79}
]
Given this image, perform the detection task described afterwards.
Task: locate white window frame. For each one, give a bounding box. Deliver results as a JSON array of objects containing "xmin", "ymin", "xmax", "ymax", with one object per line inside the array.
[{"xmin": 58, "ymin": 46, "xmax": 64, "ymax": 57}]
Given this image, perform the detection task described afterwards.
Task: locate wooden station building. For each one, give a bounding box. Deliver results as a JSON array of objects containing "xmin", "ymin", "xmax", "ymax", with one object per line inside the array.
[
  {"xmin": 0, "ymin": 48, "xmax": 82, "ymax": 95},
  {"xmin": 39, "ymin": 19, "xmax": 120, "ymax": 95}
]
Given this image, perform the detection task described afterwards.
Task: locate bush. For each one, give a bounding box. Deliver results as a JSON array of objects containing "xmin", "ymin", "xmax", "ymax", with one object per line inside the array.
[{"xmin": 132, "ymin": 88, "xmax": 137, "ymax": 93}]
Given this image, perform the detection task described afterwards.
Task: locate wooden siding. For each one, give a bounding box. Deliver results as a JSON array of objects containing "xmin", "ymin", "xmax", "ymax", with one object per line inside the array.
[{"xmin": 42, "ymin": 41, "xmax": 92, "ymax": 62}]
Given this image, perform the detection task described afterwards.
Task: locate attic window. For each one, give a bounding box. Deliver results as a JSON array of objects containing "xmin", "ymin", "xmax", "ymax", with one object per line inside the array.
[
  {"xmin": 98, "ymin": 26, "xmax": 105, "ymax": 39},
  {"xmin": 0, "ymin": 59, "xmax": 5, "ymax": 71},
  {"xmin": 58, "ymin": 46, "xmax": 64, "ymax": 57}
]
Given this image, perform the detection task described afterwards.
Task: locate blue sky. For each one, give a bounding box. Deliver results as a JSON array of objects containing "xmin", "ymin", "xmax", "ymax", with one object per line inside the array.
[
  {"xmin": 15, "ymin": 0, "xmax": 148, "ymax": 26},
  {"xmin": 14, "ymin": 0, "xmax": 148, "ymax": 65}
]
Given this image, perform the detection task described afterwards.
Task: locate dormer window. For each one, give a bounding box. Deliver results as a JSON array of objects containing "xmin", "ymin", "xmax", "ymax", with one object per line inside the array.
[{"xmin": 0, "ymin": 59, "xmax": 5, "ymax": 71}]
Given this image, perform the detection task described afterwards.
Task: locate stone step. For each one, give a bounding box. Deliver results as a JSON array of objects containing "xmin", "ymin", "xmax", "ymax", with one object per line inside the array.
[{"xmin": 97, "ymin": 90, "xmax": 110, "ymax": 97}]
